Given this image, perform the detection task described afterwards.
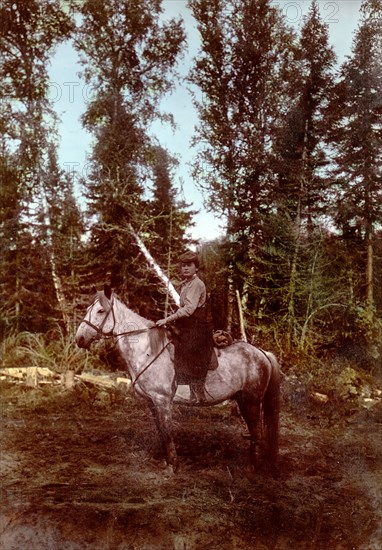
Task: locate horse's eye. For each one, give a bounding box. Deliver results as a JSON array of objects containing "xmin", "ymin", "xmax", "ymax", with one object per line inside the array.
[{"xmin": 98, "ymin": 309, "xmax": 105, "ymax": 314}]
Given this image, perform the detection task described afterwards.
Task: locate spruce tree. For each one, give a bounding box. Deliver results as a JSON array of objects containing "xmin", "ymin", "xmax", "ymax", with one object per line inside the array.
[
  {"xmin": 74, "ymin": 0, "xmax": 186, "ymax": 313},
  {"xmin": 0, "ymin": 0, "xmax": 73, "ymax": 336},
  {"xmin": 134, "ymin": 145, "xmax": 196, "ymax": 317},
  {"xmin": 188, "ymin": 0, "xmax": 298, "ymax": 334},
  {"xmin": 329, "ymin": 0, "xmax": 382, "ymax": 324},
  {"xmin": 38, "ymin": 147, "xmax": 86, "ymax": 332},
  {"xmin": 271, "ymin": 0, "xmax": 337, "ymax": 350},
  {"xmin": 189, "ymin": 0, "xmax": 297, "ymax": 238}
]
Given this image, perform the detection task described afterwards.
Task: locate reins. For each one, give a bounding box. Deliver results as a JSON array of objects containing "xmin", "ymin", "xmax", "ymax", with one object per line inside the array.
[
  {"xmin": 83, "ymin": 297, "xmax": 155, "ymax": 339},
  {"xmin": 131, "ymin": 340, "xmax": 172, "ymax": 389},
  {"xmin": 83, "ymin": 296, "xmax": 172, "ymax": 389}
]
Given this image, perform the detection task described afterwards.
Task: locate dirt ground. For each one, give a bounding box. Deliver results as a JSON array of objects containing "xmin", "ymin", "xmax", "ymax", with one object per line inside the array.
[{"xmin": 1, "ymin": 373, "xmax": 381, "ymax": 550}]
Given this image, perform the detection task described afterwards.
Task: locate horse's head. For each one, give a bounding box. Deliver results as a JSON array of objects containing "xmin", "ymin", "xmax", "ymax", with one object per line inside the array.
[{"xmin": 75, "ymin": 285, "xmax": 115, "ymax": 349}]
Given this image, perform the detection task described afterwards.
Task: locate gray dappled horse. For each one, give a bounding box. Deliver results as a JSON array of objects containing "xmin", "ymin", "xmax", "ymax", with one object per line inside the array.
[{"xmin": 76, "ymin": 286, "xmax": 281, "ymax": 474}]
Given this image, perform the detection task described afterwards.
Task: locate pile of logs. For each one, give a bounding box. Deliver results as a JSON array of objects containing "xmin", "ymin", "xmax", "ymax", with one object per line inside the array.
[{"xmin": 0, "ymin": 366, "xmax": 131, "ymax": 391}]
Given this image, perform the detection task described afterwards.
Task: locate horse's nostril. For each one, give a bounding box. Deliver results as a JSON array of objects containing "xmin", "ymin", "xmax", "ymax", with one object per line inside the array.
[{"xmin": 77, "ymin": 335, "xmax": 86, "ymax": 349}]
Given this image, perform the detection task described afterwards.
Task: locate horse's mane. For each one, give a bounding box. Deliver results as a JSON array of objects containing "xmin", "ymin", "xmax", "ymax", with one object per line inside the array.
[
  {"xmin": 112, "ymin": 292, "xmax": 168, "ymax": 356},
  {"xmin": 148, "ymin": 326, "xmax": 168, "ymax": 357}
]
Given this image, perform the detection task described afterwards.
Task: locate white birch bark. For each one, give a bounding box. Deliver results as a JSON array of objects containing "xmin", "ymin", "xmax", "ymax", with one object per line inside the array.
[{"xmin": 128, "ymin": 224, "xmax": 180, "ymax": 306}]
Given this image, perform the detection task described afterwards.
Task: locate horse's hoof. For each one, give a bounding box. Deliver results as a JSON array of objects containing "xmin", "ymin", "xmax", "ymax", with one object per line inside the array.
[{"xmin": 163, "ymin": 465, "xmax": 175, "ymax": 477}]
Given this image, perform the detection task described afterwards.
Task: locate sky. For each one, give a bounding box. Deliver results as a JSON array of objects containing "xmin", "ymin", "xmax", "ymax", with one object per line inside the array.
[{"xmin": 49, "ymin": 0, "xmax": 363, "ymax": 241}]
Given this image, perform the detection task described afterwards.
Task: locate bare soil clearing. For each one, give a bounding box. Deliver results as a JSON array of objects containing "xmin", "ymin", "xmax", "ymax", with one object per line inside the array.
[{"xmin": 1, "ymin": 377, "xmax": 381, "ymax": 549}]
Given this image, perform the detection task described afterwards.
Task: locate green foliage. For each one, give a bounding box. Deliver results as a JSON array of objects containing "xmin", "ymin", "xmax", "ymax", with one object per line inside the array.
[
  {"xmin": 326, "ymin": 0, "xmax": 382, "ymax": 326},
  {"xmin": 273, "ymin": 0, "xmax": 336, "ymax": 221},
  {"xmin": 329, "ymin": 0, "xmax": 382, "ymax": 235},
  {"xmin": 1, "ymin": 0, "xmax": 381, "ymax": 378},
  {"xmin": 340, "ymin": 304, "xmax": 382, "ymax": 353},
  {"xmin": 137, "ymin": 145, "xmax": 196, "ymax": 317},
  {"xmin": 199, "ymin": 239, "xmax": 230, "ymax": 330},
  {"xmin": 73, "ymin": 0, "xmax": 188, "ymax": 318},
  {"xmin": 188, "ymin": 0, "xmax": 382, "ymax": 370},
  {"xmin": 0, "ymin": 0, "xmax": 73, "ymax": 179},
  {"xmin": 0, "ymin": 329, "xmax": 88, "ymax": 374},
  {"xmin": 0, "ymin": 0, "xmax": 79, "ymax": 337},
  {"xmin": 189, "ymin": 0, "xmax": 298, "ymax": 235}
]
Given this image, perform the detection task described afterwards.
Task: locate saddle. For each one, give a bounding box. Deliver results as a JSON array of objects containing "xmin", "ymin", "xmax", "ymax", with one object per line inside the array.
[
  {"xmin": 167, "ymin": 328, "xmax": 233, "ymax": 372},
  {"xmin": 168, "ymin": 342, "xmax": 219, "ymax": 371}
]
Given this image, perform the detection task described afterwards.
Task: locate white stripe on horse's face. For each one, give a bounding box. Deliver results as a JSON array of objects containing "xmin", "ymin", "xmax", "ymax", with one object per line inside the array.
[
  {"xmin": 75, "ymin": 296, "xmax": 114, "ymax": 348},
  {"xmin": 75, "ymin": 318, "xmax": 97, "ymax": 348}
]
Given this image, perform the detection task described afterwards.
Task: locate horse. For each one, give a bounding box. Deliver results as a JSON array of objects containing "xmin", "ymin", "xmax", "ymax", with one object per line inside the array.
[{"xmin": 75, "ymin": 285, "xmax": 281, "ymax": 474}]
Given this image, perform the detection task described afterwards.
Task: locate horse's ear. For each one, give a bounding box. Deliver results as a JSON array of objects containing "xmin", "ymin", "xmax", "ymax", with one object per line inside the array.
[{"xmin": 104, "ymin": 284, "xmax": 112, "ymax": 300}]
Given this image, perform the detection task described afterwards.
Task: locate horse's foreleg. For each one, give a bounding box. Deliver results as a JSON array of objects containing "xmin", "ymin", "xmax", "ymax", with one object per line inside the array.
[
  {"xmin": 235, "ymin": 392, "xmax": 262, "ymax": 465},
  {"xmin": 148, "ymin": 399, "xmax": 177, "ymax": 471}
]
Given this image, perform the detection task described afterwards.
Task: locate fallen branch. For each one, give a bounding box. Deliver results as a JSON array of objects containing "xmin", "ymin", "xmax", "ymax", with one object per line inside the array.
[{"xmin": 75, "ymin": 372, "xmax": 131, "ymax": 390}]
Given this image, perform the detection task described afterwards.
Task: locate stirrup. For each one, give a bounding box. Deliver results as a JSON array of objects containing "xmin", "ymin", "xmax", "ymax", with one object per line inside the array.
[
  {"xmin": 190, "ymin": 395, "xmax": 206, "ymax": 405},
  {"xmin": 189, "ymin": 383, "xmax": 207, "ymax": 404}
]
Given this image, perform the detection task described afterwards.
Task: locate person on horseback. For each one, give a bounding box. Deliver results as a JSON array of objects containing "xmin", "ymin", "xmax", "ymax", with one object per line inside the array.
[{"xmin": 156, "ymin": 251, "xmax": 213, "ymax": 404}]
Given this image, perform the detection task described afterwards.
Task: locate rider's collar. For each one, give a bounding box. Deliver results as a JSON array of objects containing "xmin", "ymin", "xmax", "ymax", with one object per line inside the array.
[{"xmin": 181, "ymin": 274, "xmax": 197, "ymax": 284}]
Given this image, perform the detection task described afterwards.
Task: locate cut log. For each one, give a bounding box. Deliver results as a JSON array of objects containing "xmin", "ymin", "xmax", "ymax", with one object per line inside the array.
[
  {"xmin": 311, "ymin": 392, "xmax": 329, "ymax": 404},
  {"xmin": 76, "ymin": 372, "xmax": 131, "ymax": 390}
]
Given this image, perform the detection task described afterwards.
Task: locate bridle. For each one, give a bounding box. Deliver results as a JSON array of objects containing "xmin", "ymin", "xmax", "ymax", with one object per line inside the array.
[
  {"xmin": 83, "ymin": 297, "xmax": 153, "ymax": 340},
  {"xmin": 82, "ymin": 298, "xmax": 117, "ymax": 339},
  {"xmin": 81, "ymin": 296, "xmax": 172, "ymax": 391}
]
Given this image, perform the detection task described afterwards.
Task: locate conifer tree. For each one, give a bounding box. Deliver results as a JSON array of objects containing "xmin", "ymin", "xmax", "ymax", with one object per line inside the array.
[
  {"xmin": 148, "ymin": 146, "xmax": 195, "ymax": 275},
  {"xmin": 271, "ymin": 0, "xmax": 337, "ymax": 350},
  {"xmin": 329, "ymin": 0, "xmax": 382, "ymax": 324},
  {"xmin": 134, "ymin": 145, "xmax": 196, "ymax": 317},
  {"xmin": 74, "ymin": 0, "xmax": 186, "ymax": 312},
  {"xmin": 189, "ymin": 0, "xmax": 297, "ymax": 239},
  {"xmin": 188, "ymin": 0, "xmax": 298, "ymax": 334},
  {"xmin": 0, "ymin": 0, "xmax": 73, "ymax": 336},
  {"xmin": 38, "ymin": 147, "xmax": 86, "ymax": 332},
  {"xmin": 0, "ymin": 153, "xmax": 24, "ymax": 336}
]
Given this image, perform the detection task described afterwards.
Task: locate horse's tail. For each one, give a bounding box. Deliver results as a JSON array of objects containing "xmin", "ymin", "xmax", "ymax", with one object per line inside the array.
[{"xmin": 262, "ymin": 352, "xmax": 281, "ymax": 462}]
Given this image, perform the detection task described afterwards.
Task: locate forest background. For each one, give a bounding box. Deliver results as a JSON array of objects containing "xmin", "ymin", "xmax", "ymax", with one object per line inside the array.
[{"xmin": 1, "ymin": 0, "xmax": 382, "ymax": 379}]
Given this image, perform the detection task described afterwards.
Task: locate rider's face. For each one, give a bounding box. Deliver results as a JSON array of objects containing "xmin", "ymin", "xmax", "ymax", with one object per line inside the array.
[{"xmin": 181, "ymin": 261, "xmax": 197, "ymax": 280}]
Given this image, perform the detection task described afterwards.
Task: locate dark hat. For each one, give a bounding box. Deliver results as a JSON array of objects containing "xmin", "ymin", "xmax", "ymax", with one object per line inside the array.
[{"xmin": 178, "ymin": 251, "xmax": 199, "ymax": 266}]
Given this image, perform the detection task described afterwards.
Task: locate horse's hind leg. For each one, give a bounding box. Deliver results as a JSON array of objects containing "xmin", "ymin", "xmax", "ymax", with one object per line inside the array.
[
  {"xmin": 148, "ymin": 399, "xmax": 177, "ymax": 473},
  {"xmin": 235, "ymin": 391, "xmax": 262, "ymax": 466}
]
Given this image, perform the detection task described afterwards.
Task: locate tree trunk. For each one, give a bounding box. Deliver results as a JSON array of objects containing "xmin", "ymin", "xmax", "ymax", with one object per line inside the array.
[
  {"xmin": 236, "ymin": 290, "xmax": 247, "ymax": 342},
  {"xmin": 287, "ymin": 120, "xmax": 309, "ymax": 352},
  {"xmin": 287, "ymin": 203, "xmax": 301, "ymax": 351},
  {"xmin": 50, "ymin": 255, "xmax": 72, "ymax": 332},
  {"xmin": 226, "ymin": 262, "xmax": 235, "ymax": 333},
  {"xmin": 128, "ymin": 224, "xmax": 180, "ymax": 306},
  {"xmin": 365, "ymin": 230, "xmax": 374, "ymax": 322},
  {"xmin": 38, "ymin": 186, "xmax": 72, "ymax": 333}
]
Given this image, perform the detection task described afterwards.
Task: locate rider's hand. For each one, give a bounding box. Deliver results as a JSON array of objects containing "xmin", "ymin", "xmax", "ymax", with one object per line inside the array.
[{"xmin": 156, "ymin": 318, "xmax": 167, "ymax": 327}]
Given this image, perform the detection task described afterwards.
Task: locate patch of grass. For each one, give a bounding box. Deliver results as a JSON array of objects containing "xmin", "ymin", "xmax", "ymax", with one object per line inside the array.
[{"xmin": 0, "ymin": 328, "xmax": 102, "ymax": 374}]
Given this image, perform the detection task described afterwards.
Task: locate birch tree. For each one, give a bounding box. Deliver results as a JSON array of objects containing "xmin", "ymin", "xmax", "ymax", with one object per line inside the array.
[
  {"xmin": 74, "ymin": 0, "xmax": 186, "ymax": 313},
  {"xmin": 0, "ymin": 0, "xmax": 73, "ymax": 335}
]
